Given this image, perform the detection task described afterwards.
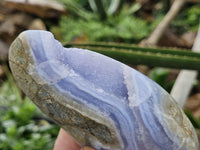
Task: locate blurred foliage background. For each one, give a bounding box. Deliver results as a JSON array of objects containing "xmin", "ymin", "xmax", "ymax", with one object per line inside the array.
[
  {"xmin": 0, "ymin": 0, "xmax": 200, "ymax": 149},
  {"xmin": 0, "ymin": 67, "xmax": 59, "ymax": 150}
]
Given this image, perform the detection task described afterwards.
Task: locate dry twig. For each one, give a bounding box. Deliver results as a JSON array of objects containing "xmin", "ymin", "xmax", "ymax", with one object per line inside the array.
[
  {"xmin": 170, "ymin": 26, "xmax": 200, "ymax": 107},
  {"xmin": 142, "ymin": 0, "xmax": 186, "ymax": 45}
]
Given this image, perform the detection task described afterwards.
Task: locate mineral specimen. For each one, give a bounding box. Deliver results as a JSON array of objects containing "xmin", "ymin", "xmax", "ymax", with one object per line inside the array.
[{"xmin": 9, "ymin": 30, "xmax": 198, "ymax": 150}]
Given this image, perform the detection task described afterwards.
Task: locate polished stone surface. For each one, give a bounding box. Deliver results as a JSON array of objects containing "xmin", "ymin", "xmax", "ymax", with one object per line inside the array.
[{"xmin": 9, "ymin": 30, "xmax": 199, "ymax": 150}]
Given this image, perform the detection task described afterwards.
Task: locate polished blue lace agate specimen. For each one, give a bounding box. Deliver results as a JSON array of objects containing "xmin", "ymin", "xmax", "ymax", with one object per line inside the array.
[{"xmin": 9, "ymin": 30, "xmax": 198, "ymax": 150}]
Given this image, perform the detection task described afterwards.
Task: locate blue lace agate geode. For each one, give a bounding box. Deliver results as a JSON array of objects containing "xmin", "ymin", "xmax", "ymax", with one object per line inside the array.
[{"xmin": 9, "ymin": 30, "xmax": 198, "ymax": 150}]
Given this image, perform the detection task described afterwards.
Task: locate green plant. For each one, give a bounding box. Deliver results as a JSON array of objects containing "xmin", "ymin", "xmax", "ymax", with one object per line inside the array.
[
  {"xmin": 51, "ymin": 1, "xmax": 152, "ymax": 43},
  {"xmin": 52, "ymin": 14, "xmax": 150, "ymax": 43},
  {"xmin": 171, "ymin": 5, "xmax": 200, "ymax": 33},
  {"xmin": 186, "ymin": 5, "xmax": 200, "ymax": 31},
  {"xmin": 60, "ymin": 0, "xmax": 122, "ymax": 20}
]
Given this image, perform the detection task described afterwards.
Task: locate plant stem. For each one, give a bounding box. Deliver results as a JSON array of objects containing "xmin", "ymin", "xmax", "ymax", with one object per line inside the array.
[
  {"xmin": 64, "ymin": 42, "xmax": 200, "ymax": 58},
  {"xmin": 64, "ymin": 43, "xmax": 200, "ymax": 70}
]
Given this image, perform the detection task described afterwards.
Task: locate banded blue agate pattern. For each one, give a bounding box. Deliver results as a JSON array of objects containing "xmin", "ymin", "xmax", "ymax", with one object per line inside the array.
[{"xmin": 9, "ymin": 30, "xmax": 198, "ymax": 150}]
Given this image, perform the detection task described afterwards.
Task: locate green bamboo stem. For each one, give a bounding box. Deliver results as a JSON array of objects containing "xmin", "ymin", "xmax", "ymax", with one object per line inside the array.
[{"xmin": 64, "ymin": 43, "xmax": 200, "ymax": 70}]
